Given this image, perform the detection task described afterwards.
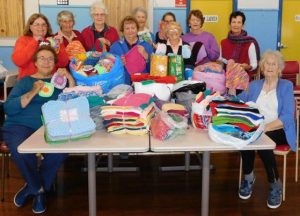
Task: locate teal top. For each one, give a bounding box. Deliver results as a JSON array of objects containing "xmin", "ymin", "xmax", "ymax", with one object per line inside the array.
[{"xmin": 3, "ymin": 76, "xmax": 62, "ymax": 130}]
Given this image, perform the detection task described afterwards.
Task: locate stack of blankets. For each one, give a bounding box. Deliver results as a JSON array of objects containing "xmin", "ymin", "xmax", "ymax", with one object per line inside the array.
[
  {"xmin": 208, "ymin": 99, "xmax": 264, "ymax": 148},
  {"xmin": 161, "ymin": 103, "xmax": 189, "ymax": 118},
  {"xmin": 42, "ymin": 97, "xmax": 96, "ymax": 143},
  {"xmin": 101, "ymin": 93, "xmax": 156, "ymax": 135}
]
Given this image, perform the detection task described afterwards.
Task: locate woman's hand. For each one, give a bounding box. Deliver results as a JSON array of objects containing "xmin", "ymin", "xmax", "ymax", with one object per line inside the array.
[
  {"xmin": 53, "ymin": 35, "xmax": 63, "ymax": 44},
  {"xmin": 98, "ymin": 38, "xmax": 111, "ymax": 47},
  {"xmin": 240, "ymin": 63, "xmax": 252, "ymax": 71},
  {"xmin": 31, "ymin": 80, "xmax": 45, "ymax": 95},
  {"xmin": 57, "ymin": 68, "xmax": 69, "ymax": 77},
  {"xmin": 137, "ymin": 45, "xmax": 148, "ymax": 60},
  {"xmin": 56, "ymin": 68, "xmax": 75, "ymax": 87}
]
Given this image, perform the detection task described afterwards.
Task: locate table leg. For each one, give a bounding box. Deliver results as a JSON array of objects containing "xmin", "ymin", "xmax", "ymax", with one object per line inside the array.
[
  {"xmin": 201, "ymin": 151, "xmax": 210, "ymax": 216},
  {"xmin": 88, "ymin": 153, "xmax": 96, "ymax": 216}
]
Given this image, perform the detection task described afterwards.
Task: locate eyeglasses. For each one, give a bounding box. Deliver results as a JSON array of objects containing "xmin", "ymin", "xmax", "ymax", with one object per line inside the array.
[
  {"xmin": 31, "ymin": 23, "xmax": 48, "ymax": 28},
  {"xmin": 37, "ymin": 56, "xmax": 55, "ymax": 63},
  {"xmin": 92, "ymin": 13, "xmax": 105, "ymax": 17}
]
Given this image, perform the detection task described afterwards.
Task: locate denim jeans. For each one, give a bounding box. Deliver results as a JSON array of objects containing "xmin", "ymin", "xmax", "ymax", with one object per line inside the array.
[{"xmin": 2, "ymin": 125, "xmax": 67, "ymax": 194}]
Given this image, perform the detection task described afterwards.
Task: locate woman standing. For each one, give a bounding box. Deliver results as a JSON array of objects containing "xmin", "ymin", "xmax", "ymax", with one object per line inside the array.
[
  {"xmin": 3, "ymin": 46, "xmax": 75, "ymax": 214},
  {"xmin": 55, "ymin": 10, "xmax": 86, "ymax": 49},
  {"xmin": 132, "ymin": 7, "xmax": 155, "ymax": 46},
  {"xmin": 110, "ymin": 16, "xmax": 153, "ymax": 84},
  {"xmin": 81, "ymin": 1, "xmax": 119, "ymax": 52},
  {"xmin": 12, "ymin": 13, "xmax": 69, "ymax": 79},
  {"xmin": 182, "ymin": 9, "xmax": 219, "ymax": 64},
  {"xmin": 238, "ymin": 50, "xmax": 295, "ymax": 209},
  {"xmin": 155, "ymin": 12, "xmax": 176, "ymax": 44}
]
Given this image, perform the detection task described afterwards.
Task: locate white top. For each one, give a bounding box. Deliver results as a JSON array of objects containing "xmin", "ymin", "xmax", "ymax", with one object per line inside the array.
[{"xmin": 256, "ymin": 89, "xmax": 278, "ymax": 124}]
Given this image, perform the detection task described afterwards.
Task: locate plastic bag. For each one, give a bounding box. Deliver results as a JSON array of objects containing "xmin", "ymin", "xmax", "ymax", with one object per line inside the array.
[
  {"xmin": 150, "ymin": 54, "xmax": 168, "ymax": 77},
  {"xmin": 134, "ymin": 81, "xmax": 173, "ymax": 101},
  {"xmin": 150, "ymin": 112, "xmax": 188, "ymax": 140},
  {"xmin": 168, "ymin": 55, "xmax": 184, "ymax": 82},
  {"xmin": 70, "ymin": 52, "xmax": 125, "ymax": 93},
  {"xmin": 208, "ymin": 123, "xmax": 264, "ymax": 149}
]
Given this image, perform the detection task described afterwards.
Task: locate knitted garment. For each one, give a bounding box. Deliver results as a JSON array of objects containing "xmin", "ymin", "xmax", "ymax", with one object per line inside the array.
[{"xmin": 225, "ymin": 59, "xmax": 249, "ymax": 90}]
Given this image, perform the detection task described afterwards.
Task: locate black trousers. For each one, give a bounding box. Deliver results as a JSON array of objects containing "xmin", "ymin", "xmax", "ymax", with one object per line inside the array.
[{"xmin": 240, "ymin": 129, "xmax": 287, "ymax": 183}]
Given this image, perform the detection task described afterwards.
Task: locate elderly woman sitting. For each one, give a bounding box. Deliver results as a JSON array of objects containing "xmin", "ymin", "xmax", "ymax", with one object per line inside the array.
[
  {"xmin": 155, "ymin": 21, "xmax": 202, "ymax": 68},
  {"xmin": 3, "ymin": 45, "xmax": 75, "ymax": 214},
  {"xmin": 237, "ymin": 50, "xmax": 296, "ymax": 209}
]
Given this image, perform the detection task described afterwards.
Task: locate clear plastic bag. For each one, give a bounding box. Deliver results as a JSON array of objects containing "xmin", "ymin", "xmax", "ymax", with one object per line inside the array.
[{"xmin": 150, "ymin": 112, "xmax": 188, "ymax": 140}]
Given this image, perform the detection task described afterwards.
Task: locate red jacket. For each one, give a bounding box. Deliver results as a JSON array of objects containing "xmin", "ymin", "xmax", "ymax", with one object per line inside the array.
[
  {"xmin": 81, "ymin": 25, "xmax": 119, "ymax": 52},
  {"xmin": 12, "ymin": 36, "xmax": 69, "ymax": 79}
]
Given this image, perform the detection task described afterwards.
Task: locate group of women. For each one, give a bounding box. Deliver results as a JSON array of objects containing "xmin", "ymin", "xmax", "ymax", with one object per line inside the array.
[{"xmin": 2, "ymin": 0, "xmax": 296, "ymax": 214}]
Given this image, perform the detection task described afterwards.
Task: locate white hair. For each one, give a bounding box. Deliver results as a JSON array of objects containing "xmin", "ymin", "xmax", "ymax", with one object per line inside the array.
[
  {"xmin": 132, "ymin": 7, "xmax": 148, "ymax": 18},
  {"xmin": 90, "ymin": 1, "xmax": 108, "ymax": 16}
]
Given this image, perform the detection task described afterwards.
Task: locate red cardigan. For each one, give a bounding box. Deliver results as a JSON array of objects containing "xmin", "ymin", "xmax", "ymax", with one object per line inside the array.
[
  {"xmin": 12, "ymin": 36, "xmax": 69, "ymax": 79},
  {"xmin": 221, "ymin": 38, "xmax": 252, "ymax": 65},
  {"xmin": 81, "ymin": 25, "xmax": 119, "ymax": 52}
]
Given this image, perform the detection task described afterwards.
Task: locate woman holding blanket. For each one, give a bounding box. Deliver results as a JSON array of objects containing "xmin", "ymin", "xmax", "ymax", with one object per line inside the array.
[
  {"xmin": 2, "ymin": 46, "xmax": 75, "ymax": 214},
  {"xmin": 110, "ymin": 16, "xmax": 153, "ymax": 84},
  {"xmin": 237, "ymin": 50, "xmax": 296, "ymax": 209}
]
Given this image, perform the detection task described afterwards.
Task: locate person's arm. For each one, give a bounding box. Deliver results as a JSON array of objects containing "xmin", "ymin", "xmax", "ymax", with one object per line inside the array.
[
  {"xmin": 206, "ymin": 34, "xmax": 220, "ymax": 61},
  {"xmin": 105, "ymin": 27, "xmax": 120, "ymax": 48},
  {"xmin": 4, "ymin": 79, "xmax": 42, "ymax": 115},
  {"xmin": 12, "ymin": 37, "xmax": 39, "ymax": 67},
  {"xmin": 264, "ymin": 119, "xmax": 283, "ymax": 132},
  {"xmin": 241, "ymin": 43, "xmax": 257, "ymax": 71},
  {"xmin": 20, "ymin": 80, "xmax": 43, "ymax": 108},
  {"xmin": 277, "ymin": 81, "xmax": 295, "ymax": 130}
]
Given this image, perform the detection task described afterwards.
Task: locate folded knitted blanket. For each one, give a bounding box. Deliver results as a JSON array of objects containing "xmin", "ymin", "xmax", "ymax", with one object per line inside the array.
[{"xmin": 42, "ymin": 97, "xmax": 96, "ymax": 141}]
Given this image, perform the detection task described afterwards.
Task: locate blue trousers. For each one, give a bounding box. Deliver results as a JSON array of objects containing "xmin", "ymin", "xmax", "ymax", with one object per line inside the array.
[{"xmin": 2, "ymin": 125, "xmax": 67, "ymax": 195}]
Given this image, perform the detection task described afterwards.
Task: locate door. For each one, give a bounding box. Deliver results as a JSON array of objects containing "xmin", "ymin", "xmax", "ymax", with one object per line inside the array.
[
  {"xmin": 190, "ymin": 0, "xmax": 233, "ymax": 45},
  {"xmin": 280, "ymin": 0, "xmax": 300, "ymax": 62}
]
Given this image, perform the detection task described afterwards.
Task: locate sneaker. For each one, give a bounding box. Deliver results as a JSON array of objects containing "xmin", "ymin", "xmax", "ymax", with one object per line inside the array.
[
  {"xmin": 14, "ymin": 184, "xmax": 32, "ymax": 207},
  {"xmin": 32, "ymin": 192, "xmax": 46, "ymax": 214},
  {"xmin": 267, "ymin": 181, "xmax": 282, "ymax": 209},
  {"xmin": 238, "ymin": 177, "xmax": 255, "ymax": 199}
]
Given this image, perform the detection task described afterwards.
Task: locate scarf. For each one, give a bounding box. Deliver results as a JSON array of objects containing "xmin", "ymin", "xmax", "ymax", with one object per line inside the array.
[{"xmin": 227, "ymin": 30, "xmax": 260, "ymax": 63}]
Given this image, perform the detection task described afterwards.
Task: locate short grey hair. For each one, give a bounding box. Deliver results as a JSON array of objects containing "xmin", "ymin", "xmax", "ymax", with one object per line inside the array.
[
  {"xmin": 90, "ymin": 1, "xmax": 108, "ymax": 16},
  {"xmin": 259, "ymin": 50, "xmax": 285, "ymax": 77},
  {"xmin": 57, "ymin": 10, "xmax": 75, "ymax": 27},
  {"xmin": 132, "ymin": 7, "xmax": 148, "ymax": 18}
]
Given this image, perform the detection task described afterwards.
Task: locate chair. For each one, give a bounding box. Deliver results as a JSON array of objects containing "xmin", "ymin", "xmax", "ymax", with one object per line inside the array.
[
  {"xmin": 0, "ymin": 71, "xmax": 17, "ymax": 201},
  {"xmin": 238, "ymin": 99, "xmax": 299, "ymax": 201},
  {"xmin": 0, "ymin": 71, "xmax": 18, "ymax": 103},
  {"xmin": 0, "ymin": 141, "xmax": 10, "ymax": 202},
  {"xmin": 281, "ymin": 61, "xmax": 299, "ymax": 86}
]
